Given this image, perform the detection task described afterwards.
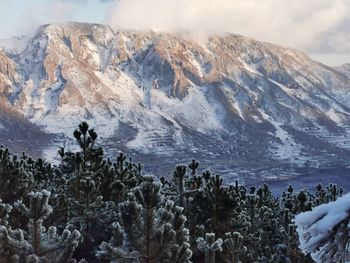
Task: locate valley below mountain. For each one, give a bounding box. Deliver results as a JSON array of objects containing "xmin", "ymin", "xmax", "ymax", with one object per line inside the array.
[{"xmin": 1, "ymin": 22, "xmax": 350, "ymax": 190}]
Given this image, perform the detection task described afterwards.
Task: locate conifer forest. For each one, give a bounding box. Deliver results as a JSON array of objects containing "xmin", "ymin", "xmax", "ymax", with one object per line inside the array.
[{"xmin": 0, "ymin": 122, "xmax": 347, "ymax": 263}]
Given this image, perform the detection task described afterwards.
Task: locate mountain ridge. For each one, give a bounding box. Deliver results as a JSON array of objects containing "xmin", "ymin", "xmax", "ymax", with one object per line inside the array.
[{"xmin": 1, "ymin": 22, "xmax": 350, "ymax": 187}]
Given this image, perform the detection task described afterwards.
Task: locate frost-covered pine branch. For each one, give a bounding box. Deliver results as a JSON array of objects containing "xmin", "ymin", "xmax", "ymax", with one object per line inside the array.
[{"xmin": 294, "ymin": 192, "xmax": 350, "ymax": 262}]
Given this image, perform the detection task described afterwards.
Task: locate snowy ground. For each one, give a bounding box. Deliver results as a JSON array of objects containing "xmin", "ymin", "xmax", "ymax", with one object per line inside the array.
[{"xmin": 30, "ymin": 122, "xmax": 350, "ymax": 194}]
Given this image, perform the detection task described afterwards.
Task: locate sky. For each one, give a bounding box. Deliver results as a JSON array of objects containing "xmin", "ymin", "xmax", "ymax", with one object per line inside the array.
[{"xmin": 1, "ymin": 0, "xmax": 350, "ymax": 66}]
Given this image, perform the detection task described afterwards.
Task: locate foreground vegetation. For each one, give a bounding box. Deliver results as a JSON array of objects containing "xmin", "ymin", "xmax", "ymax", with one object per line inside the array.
[{"xmin": 0, "ymin": 122, "xmax": 344, "ymax": 262}]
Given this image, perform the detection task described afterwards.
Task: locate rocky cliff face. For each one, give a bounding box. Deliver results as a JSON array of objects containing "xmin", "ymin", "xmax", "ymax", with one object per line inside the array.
[
  {"xmin": 0, "ymin": 51, "xmax": 19, "ymax": 98},
  {"xmin": 1, "ymin": 22, "xmax": 350, "ymax": 185},
  {"xmin": 0, "ymin": 50, "xmax": 50, "ymax": 154}
]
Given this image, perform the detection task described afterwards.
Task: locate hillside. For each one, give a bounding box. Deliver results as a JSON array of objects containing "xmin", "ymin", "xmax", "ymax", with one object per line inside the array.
[{"xmin": 1, "ymin": 22, "xmax": 350, "ymax": 187}]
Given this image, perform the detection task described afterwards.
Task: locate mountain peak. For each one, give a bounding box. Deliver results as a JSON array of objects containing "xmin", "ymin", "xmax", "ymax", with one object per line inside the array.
[{"xmin": 1, "ymin": 22, "xmax": 350, "ymax": 181}]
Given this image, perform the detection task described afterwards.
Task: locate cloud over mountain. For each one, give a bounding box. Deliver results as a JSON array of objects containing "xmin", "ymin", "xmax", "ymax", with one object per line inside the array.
[
  {"xmin": 107, "ymin": 0, "xmax": 350, "ymax": 54},
  {"xmin": 1, "ymin": 0, "xmax": 350, "ymax": 65}
]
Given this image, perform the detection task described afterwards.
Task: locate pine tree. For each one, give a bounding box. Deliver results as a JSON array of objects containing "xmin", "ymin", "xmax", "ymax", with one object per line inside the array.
[
  {"xmin": 100, "ymin": 181, "xmax": 192, "ymax": 263},
  {"xmin": 96, "ymin": 222, "xmax": 139, "ymax": 262},
  {"xmin": 104, "ymin": 153, "xmax": 142, "ymax": 203},
  {"xmin": 313, "ymin": 183, "xmax": 343, "ymax": 206},
  {"xmin": 196, "ymin": 233, "xmax": 223, "ymax": 263},
  {"xmin": 161, "ymin": 165, "xmax": 199, "ymax": 207},
  {"xmin": 281, "ymin": 186, "xmax": 312, "ymax": 214},
  {"xmin": 240, "ymin": 184, "xmax": 287, "ymax": 261},
  {"xmin": 188, "ymin": 159, "xmax": 199, "ymax": 176},
  {"xmin": 57, "ymin": 122, "xmax": 144, "ymax": 261},
  {"xmin": 67, "ymin": 171, "xmax": 115, "ymax": 261},
  {"xmin": 0, "ymin": 147, "xmax": 36, "ymax": 204},
  {"xmin": 0, "ymin": 191, "xmax": 81, "ymax": 262},
  {"xmin": 1, "ymin": 121, "xmax": 346, "ymax": 263},
  {"xmin": 223, "ymin": 231, "xmax": 246, "ymax": 263},
  {"xmin": 188, "ymin": 172, "xmax": 240, "ymax": 235}
]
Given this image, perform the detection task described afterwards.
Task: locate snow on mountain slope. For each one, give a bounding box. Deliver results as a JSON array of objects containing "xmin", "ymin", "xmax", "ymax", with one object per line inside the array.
[
  {"xmin": 0, "ymin": 96, "xmax": 52, "ymax": 156},
  {"xmin": 1, "ymin": 22, "xmax": 350, "ymax": 185}
]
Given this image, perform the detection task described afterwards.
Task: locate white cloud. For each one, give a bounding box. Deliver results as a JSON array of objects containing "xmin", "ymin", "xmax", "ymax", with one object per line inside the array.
[
  {"xmin": 106, "ymin": 0, "xmax": 350, "ymax": 54},
  {"xmin": 2, "ymin": 0, "xmax": 350, "ymax": 65},
  {"xmin": 14, "ymin": 1, "xmax": 77, "ymax": 37},
  {"xmin": 0, "ymin": 0, "xmax": 113, "ymax": 38}
]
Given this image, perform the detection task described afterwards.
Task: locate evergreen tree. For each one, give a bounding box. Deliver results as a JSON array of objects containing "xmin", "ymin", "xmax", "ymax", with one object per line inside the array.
[
  {"xmin": 99, "ymin": 181, "xmax": 192, "ymax": 263},
  {"xmin": 1, "ymin": 121, "xmax": 347, "ymax": 262},
  {"xmin": 313, "ymin": 183, "xmax": 343, "ymax": 206},
  {"xmin": 97, "ymin": 222, "xmax": 139, "ymax": 262},
  {"xmin": 57, "ymin": 122, "xmax": 142, "ymax": 261},
  {"xmin": 161, "ymin": 164, "xmax": 200, "ymax": 208},
  {"xmin": 196, "ymin": 233, "xmax": 223, "ymax": 263},
  {"xmin": 223, "ymin": 231, "xmax": 246, "ymax": 263},
  {"xmin": 0, "ymin": 147, "xmax": 36, "ymax": 203},
  {"xmin": 0, "ymin": 191, "xmax": 81, "ymax": 262}
]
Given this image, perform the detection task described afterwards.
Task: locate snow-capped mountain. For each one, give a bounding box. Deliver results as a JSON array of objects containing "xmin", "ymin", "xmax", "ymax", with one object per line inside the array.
[{"xmin": 1, "ymin": 22, "xmax": 350, "ymax": 187}]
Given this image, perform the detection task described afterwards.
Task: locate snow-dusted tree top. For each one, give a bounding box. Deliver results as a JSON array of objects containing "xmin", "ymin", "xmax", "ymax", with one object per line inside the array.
[
  {"xmin": 295, "ymin": 192, "xmax": 350, "ymax": 262},
  {"xmin": 0, "ymin": 122, "xmax": 346, "ymax": 262}
]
